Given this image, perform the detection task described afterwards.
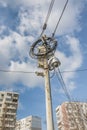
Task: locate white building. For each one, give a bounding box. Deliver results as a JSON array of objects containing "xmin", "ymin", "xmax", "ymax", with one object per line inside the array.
[
  {"xmin": 0, "ymin": 91, "xmax": 19, "ymax": 130},
  {"xmin": 56, "ymin": 102, "xmax": 87, "ymax": 130},
  {"xmin": 16, "ymin": 116, "xmax": 42, "ymax": 130}
]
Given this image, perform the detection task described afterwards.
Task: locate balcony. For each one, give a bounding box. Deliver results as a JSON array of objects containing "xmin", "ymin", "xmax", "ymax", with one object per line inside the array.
[
  {"xmin": 5, "ymin": 112, "xmax": 16, "ymax": 115},
  {"xmin": 4, "ymin": 125, "xmax": 15, "ymax": 128},
  {"xmin": 5, "ymin": 100, "xmax": 18, "ymax": 104},
  {"xmin": 6, "ymin": 106, "xmax": 17, "ymax": 110},
  {"xmin": 4, "ymin": 118, "xmax": 15, "ymax": 121}
]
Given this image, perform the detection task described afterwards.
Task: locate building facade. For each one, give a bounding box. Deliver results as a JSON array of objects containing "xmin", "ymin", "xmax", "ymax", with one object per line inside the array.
[
  {"xmin": 56, "ymin": 102, "xmax": 87, "ymax": 130},
  {"xmin": 0, "ymin": 91, "xmax": 19, "ymax": 130},
  {"xmin": 16, "ymin": 116, "xmax": 42, "ymax": 130}
]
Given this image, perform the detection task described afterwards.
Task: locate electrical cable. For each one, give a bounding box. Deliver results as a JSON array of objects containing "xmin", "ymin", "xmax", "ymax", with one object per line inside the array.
[
  {"xmin": 55, "ymin": 68, "xmax": 87, "ymax": 127},
  {"xmin": 55, "ymin": 68, "xmax": 72, "ymax": 101},
  {"xmin": 30, "ymin": 0, "xmax": 56, "ymax": 59},
  {"xmin": 50, "ymin": 70, "xmax": 55, "ymax": 78},
  {"xmin": 40, "ymin": 0, "xmax": 56, "ymax": 37},
  {"xmin": 61, "ymin": 68, "xmax": 87, "ymax": 73},
  {"xmin": 55, "ymin": 68, "xmax": 80, "ymax": 129},
  {"xmin": 52, "ymin": 0, "xmax": 69, "ymax": 37},
  {"xmin": 0, "ymin": 69, "xmax": 35, "ymax": 74},
  {"xmin": 0, "ymin": 68, "xmax": 87, "ymax": 74},
  {"xmin": 30, "ymin": 0, "xmax": 69, "ymax": 59}
]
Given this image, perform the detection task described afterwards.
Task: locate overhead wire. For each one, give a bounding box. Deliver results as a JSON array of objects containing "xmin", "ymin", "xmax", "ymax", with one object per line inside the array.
[
  {"xmin": 40, "ymin": 0, "xmax": 56, "ymax": 37},
  {"xmin": 30, "ymin": 0, "xmax": 56, "ymax": 59},
  {"xmin": 50, "ymin": 70, "xmax": 55, "ymax": 78},
  {"xmin": 40, "ymin": 0, "xmax": 69, "ymax": 37},
  {"xmin": 55, "ymin": 68, "xmax": 87, "ymax": 127},
  {"xmin": 55, "ymin": 68, "xmax": 80, "ymax": 129},
  {"xmin": 52, "ymin": 0, "xmax": 69, "ymax": 37},
  {"xmin": 55, "ymin": 68, "xmax": 72, "ymax": 101},
  {"xmin": 0, "ymin": 69, "xmax": 35, "ymax": 74},
  {"xmin": 0, "ymin": 68, "xmax": 87, "ymax": 74},
  {"xmin": 30, "ymin": 0, "xmax": 69, "ymax": 60},
  {"xmin": 61, "ymin": 68, "xmax": 87, "ymax": 73},
  {"xmin": 28, "ymin": 0, "xmax": 87, "ymax": 126}
]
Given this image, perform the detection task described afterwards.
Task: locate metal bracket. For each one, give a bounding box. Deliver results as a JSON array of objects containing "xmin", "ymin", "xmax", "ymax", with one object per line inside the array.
[{"xmin": 35, "ymin": 72, "xmax": 44, "ymax": 77}]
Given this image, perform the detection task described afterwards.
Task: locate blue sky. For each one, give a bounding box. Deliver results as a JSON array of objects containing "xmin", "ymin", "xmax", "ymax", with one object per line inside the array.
[{"xmin": 0, "ymin": 0, "xmax": 87, "ymax": 130}]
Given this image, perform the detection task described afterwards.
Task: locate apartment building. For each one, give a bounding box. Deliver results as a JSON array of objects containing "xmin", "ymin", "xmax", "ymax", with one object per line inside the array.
[
  {"xmin": 0, "ymin": 91, "xmax": 19, "ymax": 130},
  {"xmin": 56, "ymin": 102, "xmax": 87, "ymax": 130},
  {"xmin": 16, "ymin": 116, "xmax": 42, "ymax": 130}
]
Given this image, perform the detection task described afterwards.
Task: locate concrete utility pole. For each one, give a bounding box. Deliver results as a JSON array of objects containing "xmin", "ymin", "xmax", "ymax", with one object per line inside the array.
[
  {"xmin": 38, "ymin": 45, "xmax": 54, "ymax": 130},
  {"xmin": 44, "ymin": 55, "xmax": 54, "ymax": 130},
  {"xmin": 30, "ymin": 35, "xmax": 60, "ymax": 130}
]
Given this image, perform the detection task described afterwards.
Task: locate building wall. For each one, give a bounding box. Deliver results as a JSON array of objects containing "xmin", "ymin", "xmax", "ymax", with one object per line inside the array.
[
  {"xmin": 56, "ymin": 102, "xmax": 87, "ymax": 130},
  {"xmin": 0, "ymin": 91, "xmax": 19, "ymax": 130},
  {"xmin": 16, "ymin": 116, "xmax": 42, "ymax": 130}
]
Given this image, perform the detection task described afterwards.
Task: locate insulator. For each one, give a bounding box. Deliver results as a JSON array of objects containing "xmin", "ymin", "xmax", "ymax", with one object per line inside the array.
[{"xmin": 48, "ymin": 57, "xmax": 61, "ymax": 71}]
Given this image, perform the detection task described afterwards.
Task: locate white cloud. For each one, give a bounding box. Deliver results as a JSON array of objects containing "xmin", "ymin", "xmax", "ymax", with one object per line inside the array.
[
  {"xmin": 2, "ymin": 0, "xmax": 85, "ymax": 35},
  {"xmin": 0, "ymin": 30, "xmax": 43, "ymax": 89},
  {"xmin": 0, "ymin": 34, "xmax": 12, "ymax": 67},
  {"xmin": 17, "ymin": 7, "xmax": 42, "ymax": 36},
  {"xmin": 0, "ymin": 60, "xmax": 44, "ymax": 90},
  {"xmin": 0, "ymin": 26, "xmax": 6, "ymax": 34},
  {"xmin": 0, "ymin": 0, "xmax": 85, "ymax": 91},
  {"xmin": 0, "ymin": 1, "xmax": 7, "ymax": 7},
  {"xmin": 3, "ymin": 0, "xmax": 50, "ymax": 8},
  {"xmin": 55, "ymin": 35, "xmax": 83, "ymax": 90},
  {"xmin": 0, "ymin": 29, "xmax": 34, "ymax": 66},
  {"xmin": 0, "ymin": 0, "xmax": 85, "ymax": 41},
  {"xmin": 46, "ymin": 0, "xmax": 85, "ymax": 35}
]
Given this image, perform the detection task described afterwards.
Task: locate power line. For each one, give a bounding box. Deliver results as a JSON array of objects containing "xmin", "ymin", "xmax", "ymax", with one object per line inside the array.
[
  {"xmin": 55, "ymin": 68, "xmax": 81, "ymax": 129},
  {"xmin": 40, "ymin": 0, "xmax": 56, "ymax": 37},
  {"xmin": 0, "ymin": 69, "xmax": 35, "ymax": 74},
  {"xmin": 55, "ymin": 68, "xmax": 87, "ymax": 125},
  {"xmin": 61, "ymin": 68, "xmax": 87, "ymax": 73},
  {"xmin": 55, "ymin": 69, "xmax": 84, "ymax": 122},
  {"xmin": 0, "ymin": 68, "xmax": 87, "ymax": 74},
  {"xmin": 55, "ymin": 68, "xmax": 72, "ymax": 101},
  {"xmin": 52, "ymin": 0, "xmax": 69, "ymax": 37}
]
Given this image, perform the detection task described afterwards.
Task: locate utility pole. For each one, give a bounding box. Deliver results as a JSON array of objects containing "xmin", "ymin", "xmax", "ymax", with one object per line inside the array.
[
  {"xmin": 44, "ymin": 54, "xmax": 54, "ymax": 130},
  {"xmin": 38, "ymin": 45, "xmax": 54, "ymax": 130},
  {"xmin": 30, "ymin": 35, "xmax": 60, "ymax": 130}
]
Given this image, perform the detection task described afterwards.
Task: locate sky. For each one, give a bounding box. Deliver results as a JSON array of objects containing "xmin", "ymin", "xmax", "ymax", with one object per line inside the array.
[{"xmin": 0, "ymin": 0, "xmax": 87, "ymax": 129}]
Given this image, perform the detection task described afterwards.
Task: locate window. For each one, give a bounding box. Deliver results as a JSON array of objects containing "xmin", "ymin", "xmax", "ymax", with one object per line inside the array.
[
  {"xmin": 5, "ymin": 114, "xmax": 14, "ymax": 118},
  {"xmin": 13, "ymin": 99, "xmax": 17, "ymax": 102},
  {"xmin": 14, "ymin": 94, "xmax": 18, "ymax": 97},
  {"xmin": 7, "ymin": 93, "xmax": 12, "ymax": 96},
  {"xmin": 0, "ymin": 99, "xmax": 3, "ymax": 102},
  {"xmin": 6, "ymin": 98, "xmax": 12, "ymax": 101},
  {"xmin": 1, "ymin": 94, "xmax": 4, "ymax": 97}
]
